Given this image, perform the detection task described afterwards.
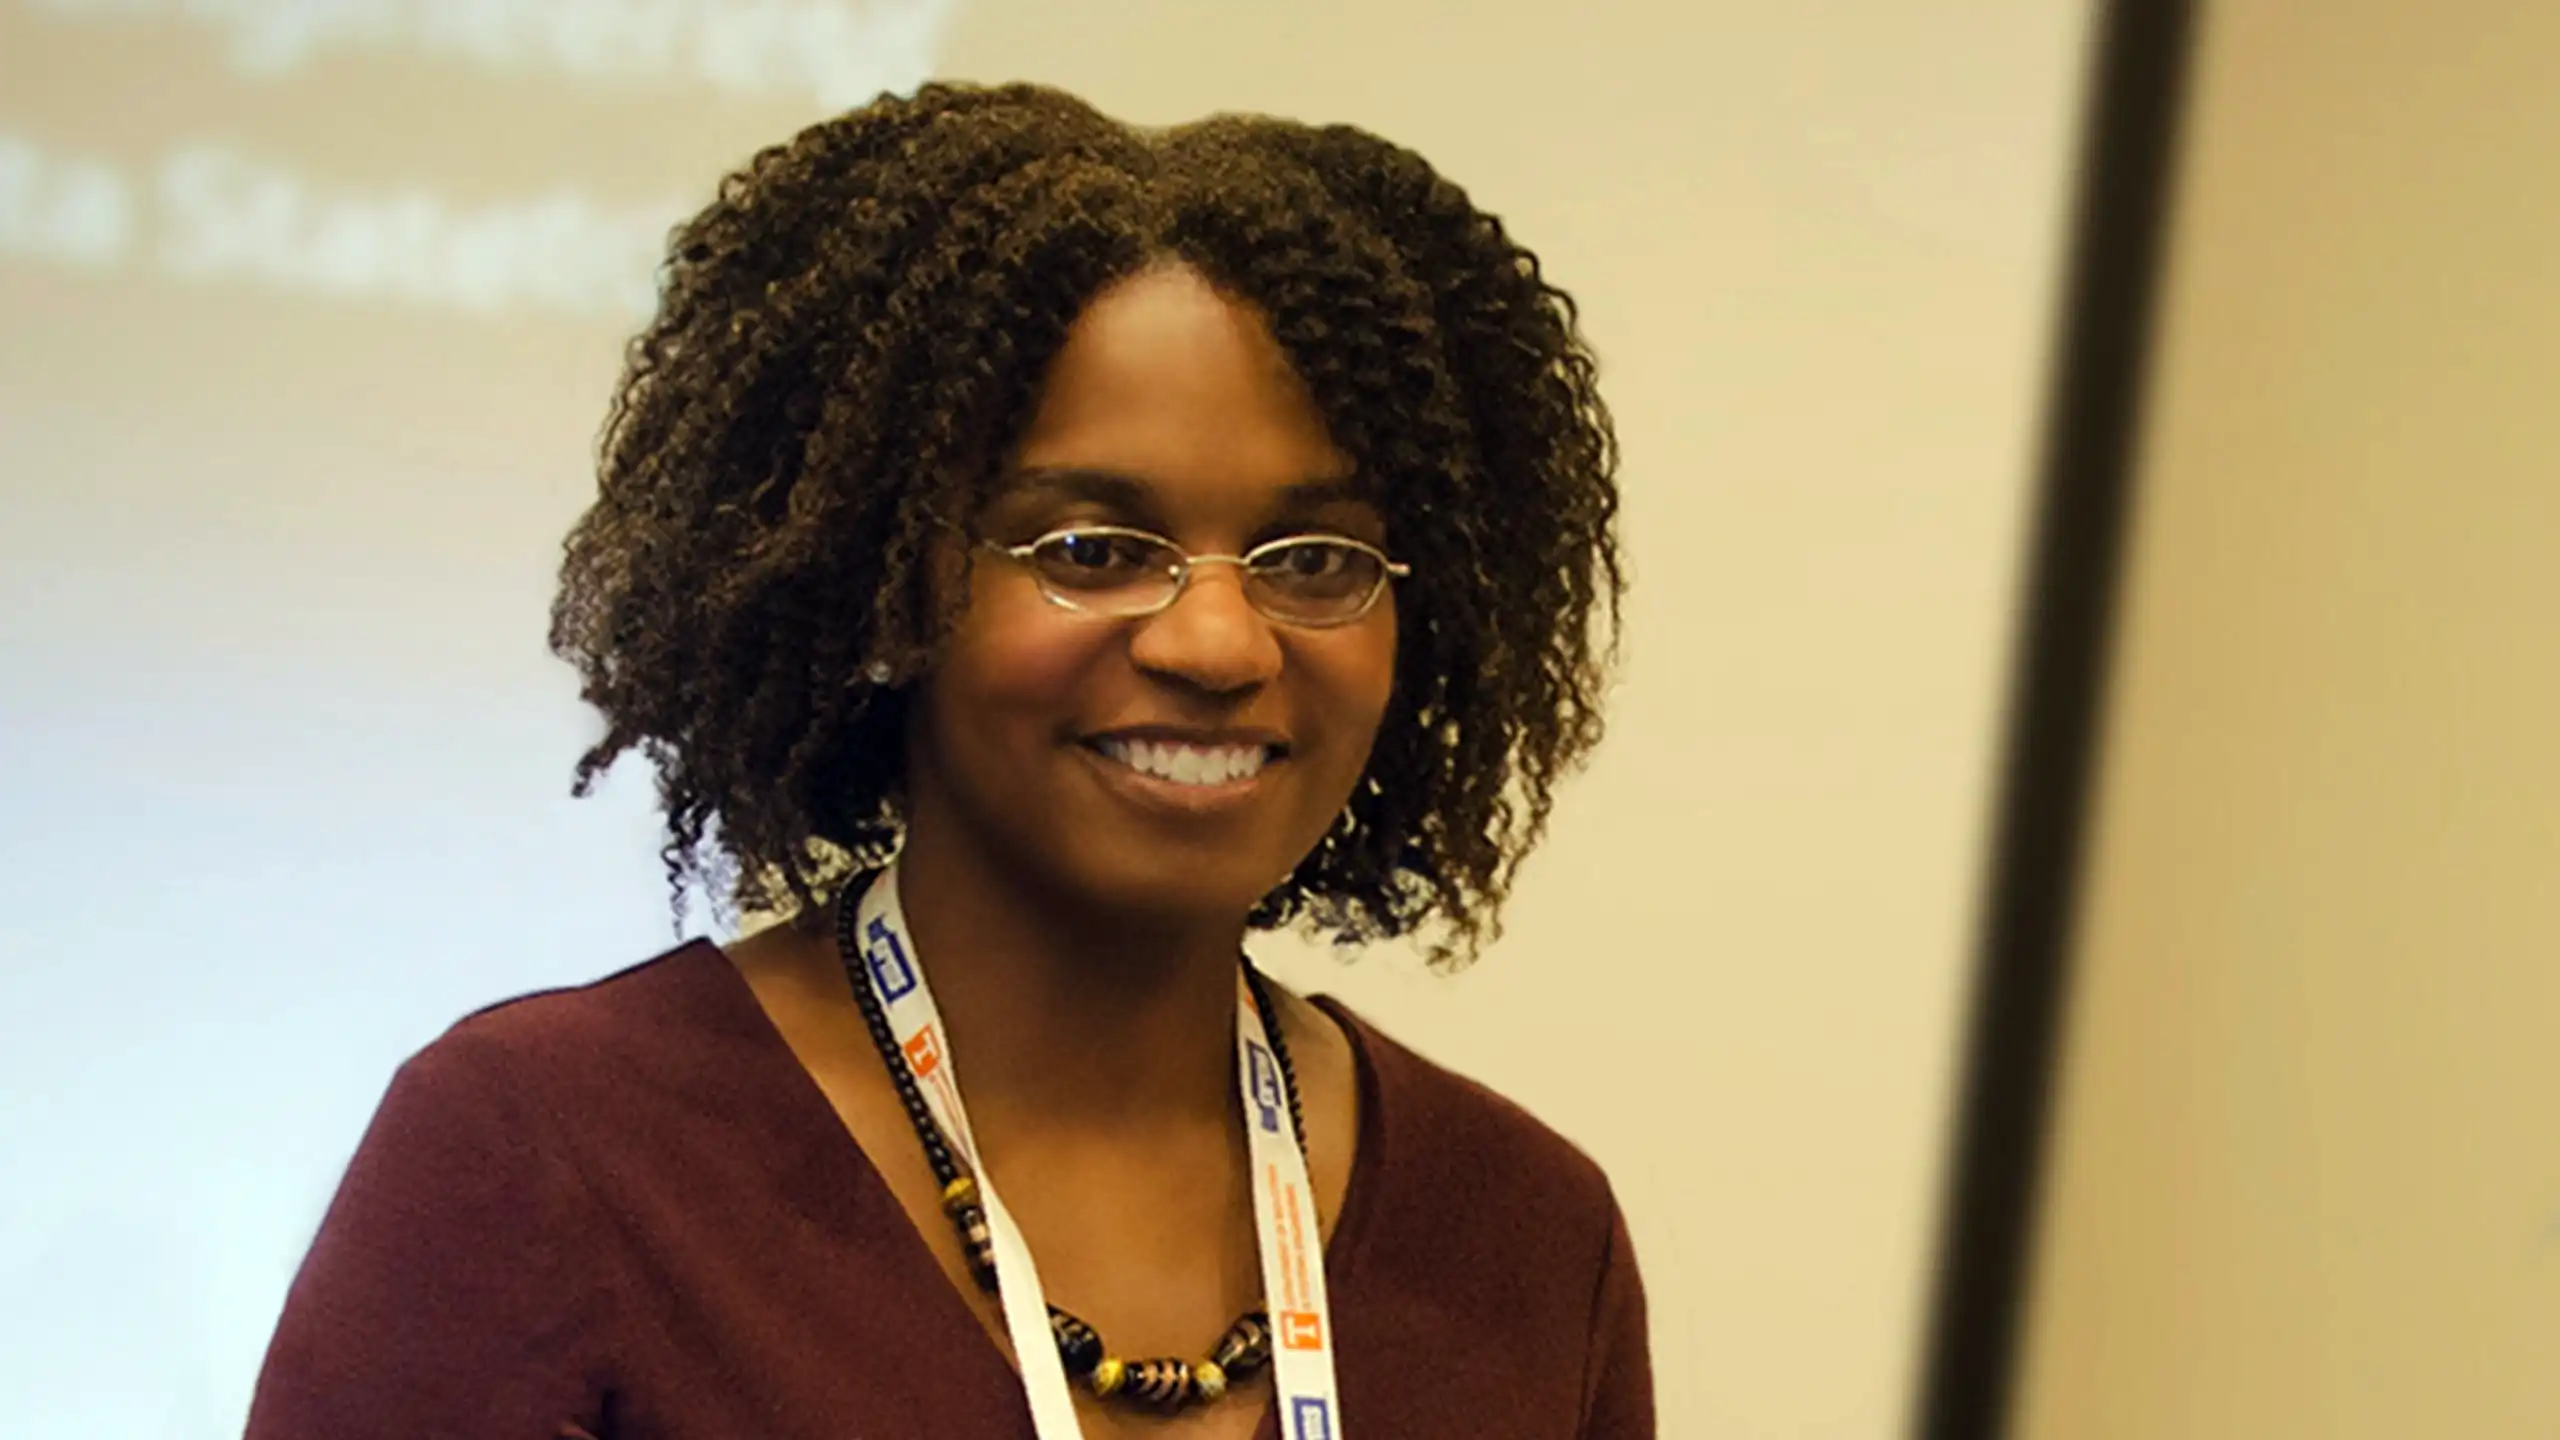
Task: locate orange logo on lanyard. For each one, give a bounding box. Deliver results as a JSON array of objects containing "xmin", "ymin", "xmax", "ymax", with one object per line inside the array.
[{"xmin": 903, "ymin": 1028, "xmax": 943, "ymax": 1078}]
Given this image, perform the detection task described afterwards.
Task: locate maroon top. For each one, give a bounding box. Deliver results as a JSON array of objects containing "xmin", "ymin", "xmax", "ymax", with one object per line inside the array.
[{"xmin": 246, "ymin": 942, "xmax": 1653, "ymax": 1438}]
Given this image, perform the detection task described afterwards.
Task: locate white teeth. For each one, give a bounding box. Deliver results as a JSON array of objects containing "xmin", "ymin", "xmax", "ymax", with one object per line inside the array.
[{"xmin": 1098, "ymin": 739, "xmax": 1269, "ymax": 786}]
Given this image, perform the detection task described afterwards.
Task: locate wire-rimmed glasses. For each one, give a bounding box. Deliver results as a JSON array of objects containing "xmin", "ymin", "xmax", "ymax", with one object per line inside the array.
[{"xmin": 984, "ymin": 525, "xmax": 1409, "ymax": 628}]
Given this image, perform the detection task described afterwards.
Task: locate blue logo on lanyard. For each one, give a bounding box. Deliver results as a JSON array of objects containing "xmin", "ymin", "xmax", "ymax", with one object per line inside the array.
[
  {"xmin": 864, "ymin": 916, "xmax": 917, "ymax": 1002},
  {"xmin": 1290, "ymin": 1397, "xmax": 1333, "ymax": 1440},
  {"xmin": 1246, "ymin": 1039, "xmax": 1284, "ymax": 1134}
]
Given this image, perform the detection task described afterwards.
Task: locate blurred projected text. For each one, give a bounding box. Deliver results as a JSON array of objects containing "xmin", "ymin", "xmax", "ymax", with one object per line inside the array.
[
  {"xmin": 4, "ymin": 130, "xmax": 675, "ymax": 318},
  {"xmin": 5, "ymin": 0, "xmax": 958, "ymax": 320},
  {"xmin": 30, "ymin": 0, "xmax": 956, "ymax": 105}
]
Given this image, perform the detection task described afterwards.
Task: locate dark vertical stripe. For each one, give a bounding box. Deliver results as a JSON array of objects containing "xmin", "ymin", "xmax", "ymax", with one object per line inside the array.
[{"xmin": 1915, "ymin": 2, "xmax": 2199, "ymax": 1436}]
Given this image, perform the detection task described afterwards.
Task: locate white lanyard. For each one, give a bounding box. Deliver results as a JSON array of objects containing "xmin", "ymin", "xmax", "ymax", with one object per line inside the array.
[{"xmin": 851, "ymin": 864, "xmax": 1344, "ymax": 1440}]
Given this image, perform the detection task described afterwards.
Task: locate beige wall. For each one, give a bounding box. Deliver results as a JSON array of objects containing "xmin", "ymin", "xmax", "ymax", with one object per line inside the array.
[{"xmin": 2015, "ymin": 2, "xmax": 2560, "ymax": 1435}]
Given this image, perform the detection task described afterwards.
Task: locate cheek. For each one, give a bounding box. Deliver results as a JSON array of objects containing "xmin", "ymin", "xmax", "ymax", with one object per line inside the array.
[
  {"xmin": 1304, "ymin": 611, "xmax": 1399, "ymax": 755},
  {"xmin": 933, "ymin": 578, "xmax": 1115, "ymax": 742}
]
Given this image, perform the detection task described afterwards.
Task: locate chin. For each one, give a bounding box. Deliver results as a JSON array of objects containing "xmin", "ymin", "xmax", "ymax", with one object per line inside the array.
[{"xmin": 1051, "ymin": 846, "xmax": 1299, "ymax": 931}]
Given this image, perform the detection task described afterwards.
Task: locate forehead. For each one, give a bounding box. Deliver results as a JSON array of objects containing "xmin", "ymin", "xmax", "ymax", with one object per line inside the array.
[{"xmin": 1007, "ymin": 261, "xmax": 1354, "ymax": 513}]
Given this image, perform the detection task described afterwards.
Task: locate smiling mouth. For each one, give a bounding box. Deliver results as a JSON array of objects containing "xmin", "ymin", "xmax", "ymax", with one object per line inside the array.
[{"xmin": 1086, "ymin": 737, "xmax": 1282, "ymax": 788}]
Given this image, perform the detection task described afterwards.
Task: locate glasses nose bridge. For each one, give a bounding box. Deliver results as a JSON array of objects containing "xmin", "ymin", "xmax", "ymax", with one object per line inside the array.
[{"xmin": 1160, "ymin": 549, "xmax": 1256, "ymax": 607}]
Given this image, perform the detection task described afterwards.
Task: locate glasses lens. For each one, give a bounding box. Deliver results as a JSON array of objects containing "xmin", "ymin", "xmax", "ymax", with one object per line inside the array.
[
  {"xmin": 1028, "ymin": 530, "xmax": 1182, "ymax": 611},
  {"xmin": 1248, "ymin": 538, "xmax": 1387, "ymax": 622}
]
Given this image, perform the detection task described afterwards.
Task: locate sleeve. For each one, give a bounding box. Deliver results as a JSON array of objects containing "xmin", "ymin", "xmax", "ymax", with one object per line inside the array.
[
  {"xmin": 244, "ymin": 1030, "xmax": 614, "ymax": 1439},
  {"xmin": 1576, "ymin": 1201, "xmax": 1656, "ymax": 1440}
]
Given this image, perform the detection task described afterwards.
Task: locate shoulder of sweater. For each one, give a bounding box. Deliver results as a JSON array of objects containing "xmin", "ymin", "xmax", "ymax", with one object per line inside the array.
[
  {"xmin": 1327, "ymin": 1001, "xmax": 1621, "ymax": 1226},
  {"xmin": 406, "ymin": 940, "xmax": 739, "ymax": 1088}
]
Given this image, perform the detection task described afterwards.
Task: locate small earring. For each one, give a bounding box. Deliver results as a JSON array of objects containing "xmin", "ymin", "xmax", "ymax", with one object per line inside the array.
[{"xmin": 862, "ymin": 660, "xmax": 895, "ymax": 686}]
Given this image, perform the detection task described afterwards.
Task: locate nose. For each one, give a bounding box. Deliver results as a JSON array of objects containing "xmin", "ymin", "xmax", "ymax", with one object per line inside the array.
[{"xmin": 1127, "ymin": 560, "xmax": 1283, "ymax": 696}]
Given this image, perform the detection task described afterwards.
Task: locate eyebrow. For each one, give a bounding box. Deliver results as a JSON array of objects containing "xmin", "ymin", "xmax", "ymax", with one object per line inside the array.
[
  {"xmin": 994, "ymin": 467, "xmax": 1153, "ymax": 509},
  {"xmin": 995, "ymin": 467, "xmax": 1372, "ymax": 512}
]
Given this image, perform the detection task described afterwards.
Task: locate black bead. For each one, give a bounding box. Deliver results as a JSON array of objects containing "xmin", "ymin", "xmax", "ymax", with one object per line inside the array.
[
  {"xmin": 1125, "ymin": 1357, "xmax": 1194, "ymax": 1407},
  {"xmin": 1213, "ymin": 1311, "xmax": 1273, "ymax": 1375},
  {"xmin": 1049, "ymin": 1308, "xmax": 1104, "ymax": 1375}
]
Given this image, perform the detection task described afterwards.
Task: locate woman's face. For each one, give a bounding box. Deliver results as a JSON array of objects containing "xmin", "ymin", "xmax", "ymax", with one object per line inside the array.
[{"xmin": 901, "ymin": 261, "xmax": 1398, "ymax": 927}]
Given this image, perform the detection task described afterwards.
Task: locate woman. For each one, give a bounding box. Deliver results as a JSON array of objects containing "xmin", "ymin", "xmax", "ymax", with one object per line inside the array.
[{"xmin": 247, "ymin": 81, "xmax": 1644, "ymax": 1439}]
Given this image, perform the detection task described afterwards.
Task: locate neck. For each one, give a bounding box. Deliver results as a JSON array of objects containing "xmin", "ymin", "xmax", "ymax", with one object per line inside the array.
[{"xmin": 876, "ymin": 822, "xmax": 1250, "ymax": 1132}]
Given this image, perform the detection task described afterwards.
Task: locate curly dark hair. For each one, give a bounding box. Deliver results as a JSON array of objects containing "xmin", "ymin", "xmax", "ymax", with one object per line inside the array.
[{"xmin": 549, "ymin": 80, "xmax": 1621, "ymax": 964}]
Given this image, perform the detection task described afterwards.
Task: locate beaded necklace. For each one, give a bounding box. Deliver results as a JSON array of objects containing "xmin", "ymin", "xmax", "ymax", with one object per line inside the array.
[{"xmin": 835, "ymin": 892, "xmax": 1309, "ymax": 1412}]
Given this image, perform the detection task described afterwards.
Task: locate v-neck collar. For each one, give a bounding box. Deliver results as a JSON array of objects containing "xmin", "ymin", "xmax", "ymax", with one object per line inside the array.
[{"xmin": 676, "ymin": 939, "xmax": 1387, "ymax": 1439}]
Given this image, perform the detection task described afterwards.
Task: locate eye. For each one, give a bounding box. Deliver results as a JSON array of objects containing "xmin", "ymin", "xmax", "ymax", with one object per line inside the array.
[
  {"xmin": 1281, "ymin": 543, "xmax": 1349, "ymax": 577},
  {"xmin": 1031, "ymin": 529, "xmax": 1174, "ymax": 590},
  {"xmin": 1056, "ymin": 532, "xmax": 1121, "ymax": 571},
  {"xmin": 1252, "ymin": 537, "xmax": 1379, "ymax": 599}
]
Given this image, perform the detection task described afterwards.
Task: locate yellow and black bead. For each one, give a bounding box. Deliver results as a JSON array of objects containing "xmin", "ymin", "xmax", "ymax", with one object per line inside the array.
[{"xmin": 941, "ymin": 1196, "xmax": 997, "ymax": 1289}]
